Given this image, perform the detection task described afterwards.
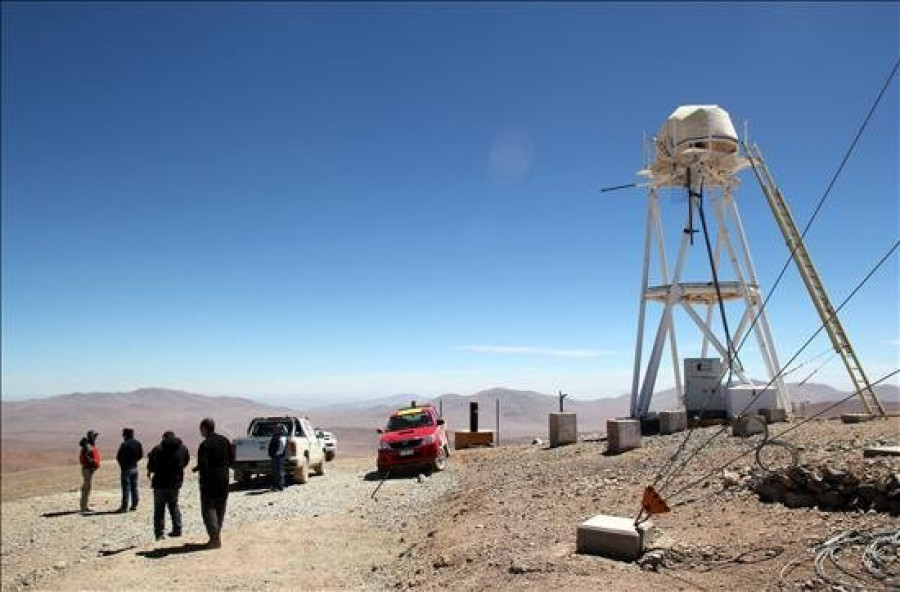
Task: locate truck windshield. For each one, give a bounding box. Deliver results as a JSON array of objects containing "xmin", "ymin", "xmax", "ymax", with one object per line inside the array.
[
  {"xmin": 386, "ymin": 411, "xmax": 433, "ymax": 432},
  {"xmin": 250, "ymin": 421, "xmax": 291, "ymax": 437}
]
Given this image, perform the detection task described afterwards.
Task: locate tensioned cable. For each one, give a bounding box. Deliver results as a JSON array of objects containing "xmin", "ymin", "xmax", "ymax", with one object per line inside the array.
[
  {"xmin": 735, "ymin": 57, "xmax": 899, "ymax": 357},
  {"xmin": 644, "ymin": 59, "xmax": 899, "ymax": 495},
  {"xmin": 655, "ymin": 239, "xmax": 899, "ymax": 495},
  {"xmin": 666, "ymin": 367, "xmax": 899, "ymax": 503},
  {"xmin": 696, "ymin": 180, "xmax": 743, "ymax": 375},
  {"xmin": 780, "ymin": 345, "xmax": 834, "ymax": 379},
  {"xmin": 796, "ymin": 351, "xmax": 840, "ymax": 387}
]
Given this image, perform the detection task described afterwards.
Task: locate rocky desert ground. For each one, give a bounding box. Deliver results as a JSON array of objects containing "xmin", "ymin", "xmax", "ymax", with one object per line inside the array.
[{"xmin": 2, "ymin": 417, "xmax": 898, "ymax": 591}]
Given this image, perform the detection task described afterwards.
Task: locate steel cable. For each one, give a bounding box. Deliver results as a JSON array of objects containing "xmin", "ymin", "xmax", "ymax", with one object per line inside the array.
[{"xmin": 655, "ymin": 240, "xmax": 898, "ymax": 496}]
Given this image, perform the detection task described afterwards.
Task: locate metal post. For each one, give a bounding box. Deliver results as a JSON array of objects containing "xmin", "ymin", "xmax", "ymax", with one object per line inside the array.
[
  {"xmin": 558, "ymin": 390, "xmax": 568, "ymax": 412},
  {"xmin": 469, "ymin": 401, "xmax": 479, "ymax": 432},
  {"xmin": 495, "ymin": 399, "xmax": 500, "ymax": 446}
]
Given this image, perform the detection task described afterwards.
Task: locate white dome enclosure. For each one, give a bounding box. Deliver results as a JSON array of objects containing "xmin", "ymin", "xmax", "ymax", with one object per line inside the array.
[{"xmin": 657, "ymin": 105, "xmax": 739, "ymax": 157}]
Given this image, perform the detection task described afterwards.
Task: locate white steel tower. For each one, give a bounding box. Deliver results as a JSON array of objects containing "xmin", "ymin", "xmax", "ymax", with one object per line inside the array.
[{"xmin": 630, "ymin": 105, "xmax": 790, "ymax": 419}]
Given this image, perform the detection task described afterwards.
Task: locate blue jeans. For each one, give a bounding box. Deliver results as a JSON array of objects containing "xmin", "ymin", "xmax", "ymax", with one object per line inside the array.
[
  {"xmin": 120, "ymin": 467, "xmax": 139, "ymax": 509},
  {"xmin": 271, "ymin": 456, "xmax": 284, "ymax": 489},
  {"xmin": 153, "ymin": 488, "xmax": 182, "ymax": 537}
]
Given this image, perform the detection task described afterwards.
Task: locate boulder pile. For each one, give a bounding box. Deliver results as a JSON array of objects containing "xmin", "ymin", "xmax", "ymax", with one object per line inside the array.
[{"xmin": 752, "ymin": 464, "xmax": 900, "ymax": 515}]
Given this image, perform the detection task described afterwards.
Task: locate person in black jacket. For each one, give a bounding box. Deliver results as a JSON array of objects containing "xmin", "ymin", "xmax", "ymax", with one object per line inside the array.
[
  {"xmin": 147, "ymin": 431, "xmax": 190, "ymax": 541},
  {"xmin": 267, "ymin": 423, "xmax": 288, "ymax": 491},
  {"xmin": 116, "ymin": 428, "xmax": 144, "ymax": 512},
  {"xmin": 194, "ymin": 417, "xmax": 234, "ymax": 549}
]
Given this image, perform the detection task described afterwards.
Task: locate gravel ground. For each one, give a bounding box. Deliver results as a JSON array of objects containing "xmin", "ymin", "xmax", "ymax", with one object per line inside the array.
[
  {"xmin": 364, "ymin": 418, "xmax": 899, "ymax": 591},
  {"xmin": 2, "ymin": 458, "xmax": 458, "ymax": 591},
  {"xmin": 2, "ymin": 418, "xmax": 897, "ymax": 591}
]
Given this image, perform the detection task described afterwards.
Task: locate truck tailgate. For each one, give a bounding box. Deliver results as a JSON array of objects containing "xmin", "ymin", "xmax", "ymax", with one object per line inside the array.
[{"xmin": 234, "ymin": 438, "xmax": 270, "ymax": 462}]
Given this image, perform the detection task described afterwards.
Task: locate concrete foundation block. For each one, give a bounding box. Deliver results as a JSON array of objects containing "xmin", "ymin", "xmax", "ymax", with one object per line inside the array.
[
  {"xmin": 453, "ymin": 430, "xmax": 494, "ymax": 450},
  {"xmin": 840, "ymin": 413, "xmax": 872, "ymax": 424},
  {"xmin": 549, "ymin": 412, "xmax": 577, "ymax": 447},
  {"xmin": 607, "ymin": 419, "xmax": 641, "ymax": 454},
  {"xmin": 658, "ymin": 410, "xmax": 687, "ymax": 434},
  {"xmin": 576, "ymin": 514, "xmax": 654, "ymax": 561},
  {"xmin": 732, "ymin": 415, "xmax": 766, "ymax": 437},
  {"xmin": 863, "ymin": 446, "xmax": 900, "ymax": 458},
  {"xmin": 759, "ymin": 408, "xmax": 788, "ymax": 424}
]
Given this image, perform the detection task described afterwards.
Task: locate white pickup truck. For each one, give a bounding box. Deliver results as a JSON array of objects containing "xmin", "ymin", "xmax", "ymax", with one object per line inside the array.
[{"xmin": 232, "ymin": 416, "xmax": 326, "ymax": 485}]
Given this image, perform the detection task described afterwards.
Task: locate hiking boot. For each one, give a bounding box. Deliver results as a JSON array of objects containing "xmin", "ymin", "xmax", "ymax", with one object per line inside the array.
[
  {"xmin": 129, "ymin": 506, "xmax": 138, "ymax": 512},
  {"xmin": 155, "ymin": 534, "xmax": 164, "ymax": 541},
  {"xmin": 167, "ymin": 530, "xmax": 182, "ymax": 538},
  {"xmin": 116, "ymin": 507, "xmax": 127, "ymax": 514},
  {"xmin": 206, "ymin": 537, "xmax": 222, "ymax": 549}
]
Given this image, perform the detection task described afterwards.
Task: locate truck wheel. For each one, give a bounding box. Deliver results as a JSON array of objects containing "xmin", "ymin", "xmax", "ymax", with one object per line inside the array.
[
  {"xmin": 431, "ymin": 446, "xmax": 448, "ymax": 472},
  {"xmin": 314, "ymin": 457, "xmax": 326, "ymax": 476},
  {"xmin": 325, "ymin": 451, "xmax": 335, "ymax": 462},
  {"xmin": 294, "ymin": 458, "xmax": 310, "ymax": 484},
  {"xmin": 234, "ymin": 470, "xmax": 251, "ymax": 486}
]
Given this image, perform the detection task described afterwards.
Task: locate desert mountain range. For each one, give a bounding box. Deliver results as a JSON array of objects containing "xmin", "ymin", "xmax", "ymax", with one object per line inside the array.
[{"xmin": 2, "ymin": 384, "xmax": 896, "ymax": 473}]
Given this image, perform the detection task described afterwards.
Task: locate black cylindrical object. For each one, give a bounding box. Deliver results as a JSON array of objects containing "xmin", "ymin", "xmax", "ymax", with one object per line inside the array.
[{"xmin": 469, "ymin": 401, "xmax": 479, "ymax": 432}]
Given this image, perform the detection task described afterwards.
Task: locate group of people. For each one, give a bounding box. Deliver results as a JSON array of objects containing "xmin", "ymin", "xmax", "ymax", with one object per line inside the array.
[{"xmin": 77, "ymin": 417, "xmax": 234, "ymax": 549}]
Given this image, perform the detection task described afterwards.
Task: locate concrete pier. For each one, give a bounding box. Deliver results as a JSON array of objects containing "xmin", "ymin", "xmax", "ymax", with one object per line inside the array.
[
  {"xmin": 606, "ymin": 419, "xmax": 641, "ymax": 454},
  {"xmin": 576, "ymin": 514, "xmax": 654, "ymax": 561},
  {"xmin": 549, "ymin": 412, "xmax": 577, "ymax": 447},
  {"xmin": 658, "ymin": 410, "xmax": 687, "ymax": 435}
]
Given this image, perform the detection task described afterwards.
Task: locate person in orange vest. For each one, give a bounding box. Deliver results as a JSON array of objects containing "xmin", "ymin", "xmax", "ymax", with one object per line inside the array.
[{"xmin": 79, "ymin": 430, "xmax": 101, "ymax": 513}]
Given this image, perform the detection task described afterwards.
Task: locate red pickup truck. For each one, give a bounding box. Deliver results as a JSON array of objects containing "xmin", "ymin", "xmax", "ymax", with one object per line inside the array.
[{"xmin": 376, "ymin": 404, "xmax": 449, "ymax": 475}]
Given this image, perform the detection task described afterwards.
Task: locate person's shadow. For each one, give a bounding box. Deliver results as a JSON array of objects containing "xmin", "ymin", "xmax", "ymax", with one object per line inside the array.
[
  {"xmin": 136, "ymin": 543, "xmax": 210, "ymax": 558},
  {"xmin": 42, "ymin": 509, "xmax": 124, "ymax": 518},
  {"xmin": 41, "ymin": 510, "xmax": 83, "ymax": 518}
]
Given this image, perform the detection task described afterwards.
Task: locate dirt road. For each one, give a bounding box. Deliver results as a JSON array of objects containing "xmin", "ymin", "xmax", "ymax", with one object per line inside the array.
[{"xmin": 2, "ymin": 458, "xmax": 456, "ymax": 591}]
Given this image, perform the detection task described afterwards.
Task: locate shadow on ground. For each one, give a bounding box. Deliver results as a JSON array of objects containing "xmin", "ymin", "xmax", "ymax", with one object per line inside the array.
[
  {"xmin": 136, "ymin": 543, "xmax": 210, "ymax": 559},
  {"xmin": 41, "ymin": 510, "xmax": 84, "ymax": 518},
  {"xmin": 362, "ymin": 470, "xmax": 428, "ymax": 482}
]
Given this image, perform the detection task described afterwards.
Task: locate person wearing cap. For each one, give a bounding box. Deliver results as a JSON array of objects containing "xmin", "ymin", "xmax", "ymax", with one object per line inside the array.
[
  {"xmin": 147, "ymin": 431, "xmax": 190, "ymax": 541},
  {"xmin": 116, "ymin": 427, "xmax": 144, "ymax": 512},
  {"xmin": 267, "ymin": 423, "xmax": 288, "ymax": 491},
  {"xmin": 78, "ymin": 430, "xmax": 101, "ymax": 513}
]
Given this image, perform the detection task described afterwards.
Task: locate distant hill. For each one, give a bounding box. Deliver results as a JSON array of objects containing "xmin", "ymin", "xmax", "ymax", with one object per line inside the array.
[
  {"xmin": 1, "ymin": 388, "xmax": 297, "ymax": 472},
  {"xmin": 3, "ymin": 383, "xmax": 897, "ymax": 473}
]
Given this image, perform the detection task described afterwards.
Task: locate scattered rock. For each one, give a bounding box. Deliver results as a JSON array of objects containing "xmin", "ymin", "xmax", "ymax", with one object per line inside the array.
[
  {"xmin": 722, "ymin": 470, "xmax": 741, "ymax": 488},
  {"xmin": 637, "ymin": 550, "xmax": 665, "ymax": 571}
]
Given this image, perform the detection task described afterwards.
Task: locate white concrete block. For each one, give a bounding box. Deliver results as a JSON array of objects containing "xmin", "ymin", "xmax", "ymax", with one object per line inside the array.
[
  {"xmin": 607, "ymin": 419, "xmax": 641, "ymax": 454},
  {"xmin": 759, "ymin": 407, "xmax": 788, "ymax": 424},
  {"xmin": 732, "ymin": 415, "xmax": 766, "ymax": 437},
  {"xmin": 840, "ymin": 413, "xmax": 872, "ymax": 424},
  {"xmin": 576, "ymin": 514, "xmax": 654, "ymax": 561},
  {"xmin": 658, "ymin": 410, "xmax": 687, "ymax": 434},
  {"xmin": 549, "ymin": 412, "xmax": 577, "ymax": 447}
]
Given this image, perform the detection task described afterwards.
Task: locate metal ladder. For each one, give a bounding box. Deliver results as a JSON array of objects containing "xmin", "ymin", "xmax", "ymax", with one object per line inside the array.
[{"xmin": 745, "ymin": 143, "xmax": 886, "ymax": 417}]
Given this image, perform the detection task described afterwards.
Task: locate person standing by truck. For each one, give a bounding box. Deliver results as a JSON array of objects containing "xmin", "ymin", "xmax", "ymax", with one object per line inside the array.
[
  {"xmin": 147, "ymin": 431, "xmax": 190, "ymax": 541},
  {"xmin": 194, "ymin": 417, "xmax": 233, "ymax": 549},
  {"xmin": 267, "ymin": 423, "xmax": 288, "ymax": 491},
  {"xmin": 116, "ymin": 427, "xmax": 144, "ymax": 512},
  {"xmin": 79, "ymin": 430, "xmax": 101, "ymax": 513}
]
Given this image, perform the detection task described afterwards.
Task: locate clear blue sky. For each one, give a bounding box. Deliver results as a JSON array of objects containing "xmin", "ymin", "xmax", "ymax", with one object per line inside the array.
[{"xmin": 2, "ymin": 3, "xmax": 897, "ymax": 403}]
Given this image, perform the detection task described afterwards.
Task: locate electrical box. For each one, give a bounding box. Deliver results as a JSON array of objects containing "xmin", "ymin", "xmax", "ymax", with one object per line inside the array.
[{"xmin": 684, "ymin": 358, "xmax": 725, "ymax": 419}]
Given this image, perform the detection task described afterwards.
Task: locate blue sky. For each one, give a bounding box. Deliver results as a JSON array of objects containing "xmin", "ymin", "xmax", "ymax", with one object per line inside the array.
[{"xmin": 2, "ymin": 2, "xmax": 897, "ymax": 403}]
